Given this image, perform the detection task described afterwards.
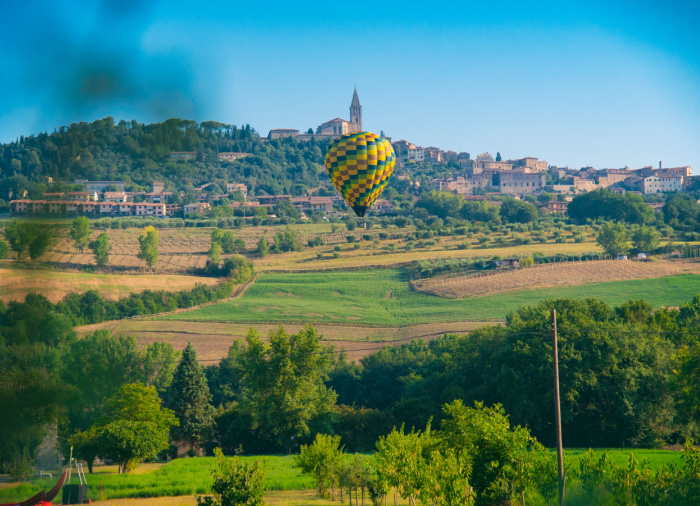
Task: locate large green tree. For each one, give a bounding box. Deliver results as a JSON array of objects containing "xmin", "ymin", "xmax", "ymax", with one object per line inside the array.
[
  {"xmin": 256, "ymin": 237, "xmax": 270, "ymax": 257},
  {"xmin": 597, "ymin": 221, "xmax": 630, "ymax": 257},
  {"xmin": 209, "ymin": 241, "xmax": 222, "ymax": 264},
  {"xmin": 631, "ymin": 225, "xmax": 660, "ymax": 254},
  {"xmin": 219, "ymin": 231, "xmax": 237, "ymax": 254},
  {"xmin": 567, "ymin": 189, "xmax": 653, "ymax": 224},
  {"xmin": 70, "ymin": 216, "xmax": 91, "ymax": 253},
  {"xmin": 89, "ymin": 232, "xmax": 111, "ymax": 267},
  {"xmin": 223, "ymin": 326, "xmax": 337, "ymax": 453},
  {"xmin": 168, "ymin": 343, "xmax": 216, "ymax": 451},
  {"xmin": 83, "ymin": 383, "xmax": 178, "ymax": 473},
  {"xmin": 499, "ymin": 198, "xmax": 538, "ymax": 224},
  {"xmin": 3, "ymin": 220, "xmax": 35, "ymax": 259},
  {"xmin": 0, "ymin": 293, "xmax": 75, "ymax": 471},
  {"xmin": 60, "ymin": 332, "xmax": 144, "ymax": 448},
  {"xmin": 662, "ymin": 193, "xmax": 699, "ymax": 227},
  {"xmin": 137, "ymin": 225, "xmax": 159, "ymax": 268},
  {"xmin": 28, "ymin": 228, "xmax": 53, "ymax": 260}
]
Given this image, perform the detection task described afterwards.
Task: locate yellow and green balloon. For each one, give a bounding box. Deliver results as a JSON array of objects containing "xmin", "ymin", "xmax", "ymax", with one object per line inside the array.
[{"xmin": 324, "ymin": 131, "xmax": 396, "ymax": 218}]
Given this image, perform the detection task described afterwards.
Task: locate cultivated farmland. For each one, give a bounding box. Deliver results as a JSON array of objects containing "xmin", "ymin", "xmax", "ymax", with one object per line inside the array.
[
  {"xmin": 415, "ymin": 258, "xmax": 700, "ymax": 298},
  {"xmin": 6, "ymin": 220, "xmax": 603, "ymax": 273},
  {"xmin": 0, "ymin": 268, "xmax": 218, "ymax": 302},
  {"xmin": 77, "ymin": 319, "xmax": 493, "ymax": 362},
  {"xmin": 159, "ymin": 269, "xmax": 700, "ymax": 324}
]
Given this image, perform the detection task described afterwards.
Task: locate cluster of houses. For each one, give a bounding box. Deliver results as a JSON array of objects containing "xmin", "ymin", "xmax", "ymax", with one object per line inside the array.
[
  {"xmin": 429, "ymin": 154, "xmax": 695, "ymax": 199},
  {"xmin": 550, "ymin": 164, "xmax": 696, "ymax": 195},
  {"xmin": 428, "ymin": 153, "xmax": 550, "ymax": 196},
  {"xmin": 8, "ymin": 178, "xmax": 361, "ymax": 219}
]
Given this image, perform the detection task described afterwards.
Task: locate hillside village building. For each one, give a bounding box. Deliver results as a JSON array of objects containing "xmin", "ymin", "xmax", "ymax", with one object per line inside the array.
[
  {"xmin": 268, "ymin": 89, "xmax": 364, "ymax": 141},
  {"xmin": 82, "ymin": 180, "xmax": 126, "ymax": 193}
]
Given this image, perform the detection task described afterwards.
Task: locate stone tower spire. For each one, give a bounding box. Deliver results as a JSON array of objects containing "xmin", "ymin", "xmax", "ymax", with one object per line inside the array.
[{"xmin": 350, "ymin": 88, "xmax": 362, "ymax": 132}]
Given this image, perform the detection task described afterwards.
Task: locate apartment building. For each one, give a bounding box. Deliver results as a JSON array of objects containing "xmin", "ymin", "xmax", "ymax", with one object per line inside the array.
[
  {"xmin": 498, "ymin": 171, "xmax": 546, "ymax": 195},
  {"xmin": 290, "ymin": 196, "xmax": 333, "ymax": 213},
  {"xmin": 226, "ymin": 183, "xmax": 248, "ymax": 199}
]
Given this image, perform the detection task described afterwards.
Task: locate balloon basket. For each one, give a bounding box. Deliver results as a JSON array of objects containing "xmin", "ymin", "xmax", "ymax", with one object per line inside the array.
[{"xmin": 357, "ymin": 221, "xmax": 366, "ymax": 228}]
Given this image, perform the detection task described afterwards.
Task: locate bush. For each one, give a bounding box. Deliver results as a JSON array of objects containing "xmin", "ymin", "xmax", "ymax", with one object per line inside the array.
[
  {"xmin": 332, "ymin": 251, "xmax": 340, "ymax": 258},
  {"xmin": 346, "ymin": 235, "xmax": 356, "ymax": 243},
  {"xmin": 457, "ymin": 241, "xmax": 471, "ymax": 250},
  {"xmin": 334, "ymin": 245, "xmax": 342, "ymax": 252},
  {"xmin": 197, "ymin": 447, "xmax": 266, "ymax": 506},
  {"xmin": 0, "ymin": 239, "xmax": 8, "ymax": 259},
  {"xmin": 308, "ymin": 236, "xmax": 324, "ymax": 247},
  {"xmin": 294, "ymin": 434, "xmax": 344, "ymax": 498}
]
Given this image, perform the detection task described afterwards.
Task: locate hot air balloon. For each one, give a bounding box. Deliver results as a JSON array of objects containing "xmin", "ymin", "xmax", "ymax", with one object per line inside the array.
[{"xmin": 324, "ymin": 131, "xmax": 396, "ymax": 227}]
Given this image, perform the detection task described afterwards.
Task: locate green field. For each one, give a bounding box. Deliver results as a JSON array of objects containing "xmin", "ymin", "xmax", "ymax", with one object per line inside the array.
[
  {"xmin": 0, "ymin": 456, "xmax": 314, "ymax": 503},
  {"xmin": 0, "ymin": 450, "xmax": 685, "ymax": 503},
  {"xmin": 159, "ymin": 269, "xmax": 700, "ymax": 324}
]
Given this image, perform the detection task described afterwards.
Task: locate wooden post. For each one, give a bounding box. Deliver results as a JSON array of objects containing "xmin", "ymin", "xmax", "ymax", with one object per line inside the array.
[{"xmin": 552, "ymin": 309, "xmax": 565, "ymax": 505}]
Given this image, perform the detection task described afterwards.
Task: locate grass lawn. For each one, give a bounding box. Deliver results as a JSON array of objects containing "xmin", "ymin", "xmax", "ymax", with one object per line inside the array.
[
  {"xmin": 565, "ymin": 448, "xmax": 685, "ymax": 471},
  {"xmin": 159, "ymin": 269, "xmax": 700, "ymax": 324}
]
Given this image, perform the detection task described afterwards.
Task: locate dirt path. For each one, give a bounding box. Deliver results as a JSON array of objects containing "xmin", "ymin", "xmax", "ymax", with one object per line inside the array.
[{"xmin": 415, "ymin": 259, "xmax": 700, "ymax": 299}]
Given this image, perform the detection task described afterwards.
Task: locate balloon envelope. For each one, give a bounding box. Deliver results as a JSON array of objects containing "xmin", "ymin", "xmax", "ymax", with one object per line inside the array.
[{"xmin": 324, "ymin": 131, "xmax": 396, "ymax": 218}]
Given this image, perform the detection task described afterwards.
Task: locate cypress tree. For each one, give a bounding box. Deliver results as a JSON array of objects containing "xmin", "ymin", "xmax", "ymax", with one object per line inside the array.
[{"xmin": 168, "ymin": 343, "xmax": 215, "ymax": 452}]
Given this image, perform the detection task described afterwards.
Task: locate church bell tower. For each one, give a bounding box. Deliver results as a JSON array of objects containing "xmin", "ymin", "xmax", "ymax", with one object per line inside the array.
[{"xmin": 350, "ymin": 88, "xmax": 362, "ymax": 132}]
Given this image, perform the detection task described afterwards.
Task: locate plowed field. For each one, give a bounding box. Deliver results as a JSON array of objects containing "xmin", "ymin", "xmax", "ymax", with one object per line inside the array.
[{"xmin": 415, "ymin": 259, "xmax": 700, "ymax": 298}]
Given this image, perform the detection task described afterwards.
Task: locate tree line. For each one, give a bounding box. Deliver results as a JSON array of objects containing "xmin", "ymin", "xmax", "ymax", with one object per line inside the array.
[
  {"xmin": 0, "ymin": 117, "xmax": 334, "ymax": 201},
  {"xmin": 5, "ymin": 293, "xmax": 700, "ymax": 491}
]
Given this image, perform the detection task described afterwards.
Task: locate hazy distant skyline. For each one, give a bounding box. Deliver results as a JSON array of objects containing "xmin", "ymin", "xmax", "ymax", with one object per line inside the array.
[{"xmin": 1, "ymin": 0, "xmax": 698, "ymax": 171}]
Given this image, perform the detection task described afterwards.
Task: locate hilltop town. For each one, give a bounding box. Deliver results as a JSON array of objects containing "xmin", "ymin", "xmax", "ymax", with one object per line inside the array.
[{"xmin": 3, "ymin": 89, "xmax": 697, "ymax": 222}]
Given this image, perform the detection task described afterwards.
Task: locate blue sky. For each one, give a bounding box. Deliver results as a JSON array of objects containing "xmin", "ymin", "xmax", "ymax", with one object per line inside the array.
[{"xmin": 1, "ymin": 0, "xmax": 698, "ymax": 170}]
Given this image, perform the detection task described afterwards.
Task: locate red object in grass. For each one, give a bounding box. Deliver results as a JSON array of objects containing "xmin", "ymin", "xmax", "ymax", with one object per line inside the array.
[{"xmin": 0, "ymin": 472, "xmax": 67, "ymax": 506}]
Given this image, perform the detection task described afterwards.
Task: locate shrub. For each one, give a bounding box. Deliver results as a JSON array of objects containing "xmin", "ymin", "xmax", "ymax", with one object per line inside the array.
[
  {"xmin": 308, "ymin": 236, "xmax": 324, "ymax": 247},
  {"xmin": 197, "ymin": 447, "xmax": 266, "ymax": 506},
  {"xmin": 294, "ymin": 434, "xmax": 344, "ymax": 498},
  {"xmin": 457, "ymin": 241, "xmax": 471, "ymax": 250},
  {"xmin": 346, "ymin": 235, "xmax": 356, "ymax": 243}
]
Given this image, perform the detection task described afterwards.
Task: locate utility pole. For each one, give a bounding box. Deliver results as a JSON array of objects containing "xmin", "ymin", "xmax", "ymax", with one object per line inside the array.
[{"xmin": 552, "ymin": 308, "xmax": 565, "ymax": 505}]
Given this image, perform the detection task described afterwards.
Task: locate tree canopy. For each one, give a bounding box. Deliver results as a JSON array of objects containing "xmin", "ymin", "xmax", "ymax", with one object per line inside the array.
[{"xmin": 567, "ymin": 189, "xmax": 653, "ymax": 224}]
